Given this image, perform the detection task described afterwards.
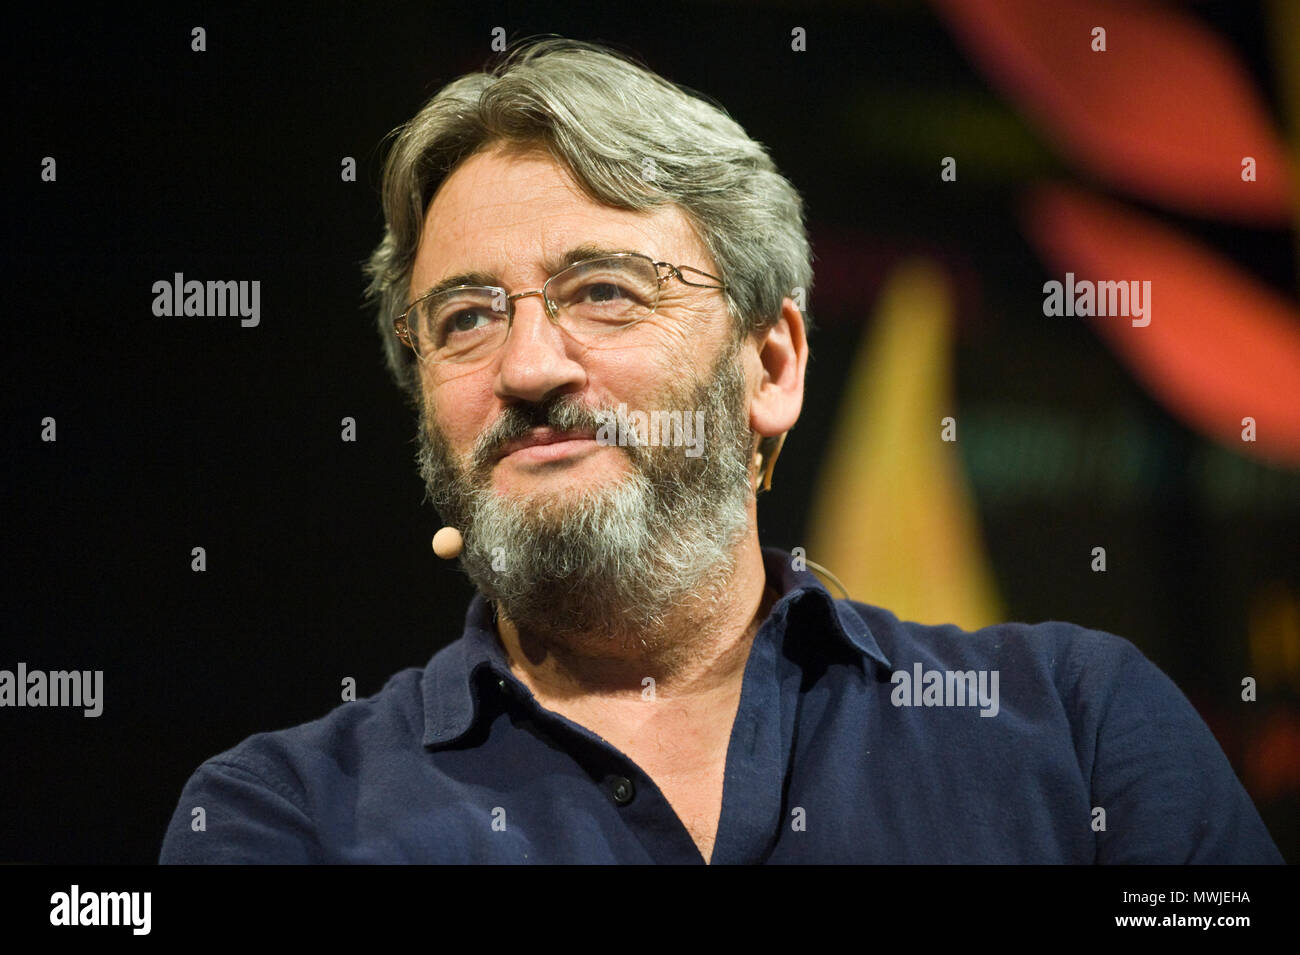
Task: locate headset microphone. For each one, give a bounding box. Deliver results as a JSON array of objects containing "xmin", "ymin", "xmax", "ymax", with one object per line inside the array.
[{"xmin": 432, "ymin": 526, "xmax": 463, "ymax": 559}]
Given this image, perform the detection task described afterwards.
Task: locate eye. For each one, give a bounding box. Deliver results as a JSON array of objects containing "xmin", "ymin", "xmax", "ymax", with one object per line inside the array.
[
  {"xmin": 435, "ymin": 305, "xmax": 499, "ymax": 343},
  {"xmin": 573, "ymin": 280, "xmax": 641, "ymax": 306},
  {"xmin": 549, "ymin": 257, "xmax": 660, "ymax": 320},
  {"xmin": 450, "ymin": 308, "xmax": 491, "ymax": 332}
]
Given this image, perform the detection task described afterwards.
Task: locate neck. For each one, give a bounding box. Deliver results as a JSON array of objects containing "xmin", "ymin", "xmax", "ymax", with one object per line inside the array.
[{"xmin": 496, "ymin": 535, "xmax": 776, "ymax": 703}]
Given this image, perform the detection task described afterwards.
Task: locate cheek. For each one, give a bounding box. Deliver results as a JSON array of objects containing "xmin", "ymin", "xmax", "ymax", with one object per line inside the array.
[
  {"xmin": 581, "ymin": 350, "xmax": 670, "ymax": 404},
  {"xmin": 424, "ymin": 378, "xmax": 494, "ymax": 450},
  {"xmin": 581, "ymin": 310, "xmax": 714, "ymax": 377}
]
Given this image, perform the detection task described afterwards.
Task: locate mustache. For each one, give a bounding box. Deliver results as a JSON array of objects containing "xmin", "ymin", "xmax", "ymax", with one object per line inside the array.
[{"xmin": 465, "ymin": 393, "xmax": 630, "ymax": 477}]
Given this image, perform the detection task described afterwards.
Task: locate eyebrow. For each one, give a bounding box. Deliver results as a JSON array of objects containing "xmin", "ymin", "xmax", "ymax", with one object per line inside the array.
[{"xmin": 410, "ymin": 244, "xmax": 633, "ymax": 304}]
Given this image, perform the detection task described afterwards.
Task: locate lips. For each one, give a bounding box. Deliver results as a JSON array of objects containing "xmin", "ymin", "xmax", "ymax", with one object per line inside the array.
[{"xmin": 495, "ymin": 427, "xmax": 598, "ymax": 462}]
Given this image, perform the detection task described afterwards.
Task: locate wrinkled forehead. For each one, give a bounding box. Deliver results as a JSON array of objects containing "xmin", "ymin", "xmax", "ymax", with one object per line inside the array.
[{"xmin": 410, "ymin": 144, "xmax": 714, "ymax": 299}]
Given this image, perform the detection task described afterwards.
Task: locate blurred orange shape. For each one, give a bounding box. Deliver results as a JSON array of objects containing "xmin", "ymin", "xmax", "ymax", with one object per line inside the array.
[
  {"xmin": 807, "ymin": 259, "xmax": 1003, "ymax": 629},
  {"xmin": 931, "ymin": 0, "xmax": 1292, "ymax": 224},
  {"xmin": 1022, "ymin": 184, "xmax": 1300, "ymax": 466}
]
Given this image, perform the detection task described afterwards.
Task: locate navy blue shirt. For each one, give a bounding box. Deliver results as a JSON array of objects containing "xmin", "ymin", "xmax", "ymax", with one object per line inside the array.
[{"xmin": 160, "ymin": 547, "xmax": 1283, "ymax": 863}]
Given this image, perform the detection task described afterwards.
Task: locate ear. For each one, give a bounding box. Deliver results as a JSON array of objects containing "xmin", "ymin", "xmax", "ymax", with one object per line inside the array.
[{"xmin": 748, "ymin": 296, "xmax": 808, "ymax": 440}]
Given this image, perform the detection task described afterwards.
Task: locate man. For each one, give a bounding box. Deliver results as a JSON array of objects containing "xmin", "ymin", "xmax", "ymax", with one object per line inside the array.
[{"xmin": 160, "ymin": 38, "xmax": 1282, "ymax": 864}]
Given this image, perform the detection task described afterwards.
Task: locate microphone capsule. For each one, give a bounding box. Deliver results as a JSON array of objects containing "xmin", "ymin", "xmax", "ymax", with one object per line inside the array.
[{"xmin": 432, "ymin": 526, "xmax": 463, "ymax": 559}]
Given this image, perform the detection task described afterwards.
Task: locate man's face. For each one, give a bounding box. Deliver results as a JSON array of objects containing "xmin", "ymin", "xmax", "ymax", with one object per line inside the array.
[{"xmin": 409, "ymin": 143, "xmax": 756, "ymax": 642}]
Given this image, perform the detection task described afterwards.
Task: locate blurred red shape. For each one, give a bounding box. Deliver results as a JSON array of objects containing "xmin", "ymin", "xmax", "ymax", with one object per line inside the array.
[
  {"xmin": 1023, "ymin": 184, "xmax": 1300, "ymax": 466},
  {"xmin": 931, "ymin": 0, "xmax": 1292, "ymax": 224},
  {"xmin": 1244, "ymin": 710, "xmax": 1300, "ymax": 801}
]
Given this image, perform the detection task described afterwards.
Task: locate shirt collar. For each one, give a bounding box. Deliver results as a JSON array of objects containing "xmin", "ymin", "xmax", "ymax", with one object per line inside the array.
[{"xmin": 421, "ymin": 545, "xmax": 891, "ymax": 748}]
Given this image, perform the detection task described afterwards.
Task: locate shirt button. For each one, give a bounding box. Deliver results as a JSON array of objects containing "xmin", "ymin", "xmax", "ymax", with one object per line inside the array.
[{"xmin": 610, "ymin": 776, "xmax": 635, "ymax": 806}]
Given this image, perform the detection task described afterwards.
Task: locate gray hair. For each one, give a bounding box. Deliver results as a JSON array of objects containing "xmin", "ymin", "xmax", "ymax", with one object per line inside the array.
[{"xmin": 363, "ymin": 37, "xmax": 813, "ymax": 425}]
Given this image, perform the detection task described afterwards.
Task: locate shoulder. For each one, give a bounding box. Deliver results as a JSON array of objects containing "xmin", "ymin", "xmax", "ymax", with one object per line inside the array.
[
  {"xmin": 846, "ymin": 599, "xmax": 1142, "ymax": 694},
  {"xmin": 204, "ymin": 664, "xmax": 428, "ymax": 791},
  {"xmin": 840, "ymin": 600, "xmax": 1196, "ymax": 740},
  {"xmin": 843, "ymin": 601, "xmax": 1282, "ymax": 862},
  {"xmin": 167, "ymin": 665, "xmax": 426, "ymax": 821},
  {"xmin": 160, "ymin": 664, "xmax": 430, "ymax": 862}
]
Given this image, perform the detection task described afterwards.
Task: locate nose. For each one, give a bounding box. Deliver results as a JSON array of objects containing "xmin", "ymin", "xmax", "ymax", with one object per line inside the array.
[{"xmin": 492, "ymin": 291, "xmax": 586, "ymax": 405}]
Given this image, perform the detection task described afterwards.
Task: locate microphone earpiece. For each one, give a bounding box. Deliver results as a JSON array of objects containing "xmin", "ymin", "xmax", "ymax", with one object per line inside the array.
[{"xmin": 432, "ymin": 526, "xmax": 463, "ymax": 559}]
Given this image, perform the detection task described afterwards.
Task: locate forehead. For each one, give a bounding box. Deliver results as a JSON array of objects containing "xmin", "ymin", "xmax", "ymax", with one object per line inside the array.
[{"xmin": 411, "ymin": 144, "xmax": 710, "ymax": 295}]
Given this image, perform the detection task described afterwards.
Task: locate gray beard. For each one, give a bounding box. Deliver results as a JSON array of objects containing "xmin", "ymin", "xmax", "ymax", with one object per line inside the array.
[{"xmin": 415, "ymin": 340, "xmax": 755, "ymax": 649}]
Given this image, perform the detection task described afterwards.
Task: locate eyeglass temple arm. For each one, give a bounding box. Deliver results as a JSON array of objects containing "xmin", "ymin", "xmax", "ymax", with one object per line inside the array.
[{"xmin": 659, "ymin": 263, "xmax": 727, "ymax": 289}]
